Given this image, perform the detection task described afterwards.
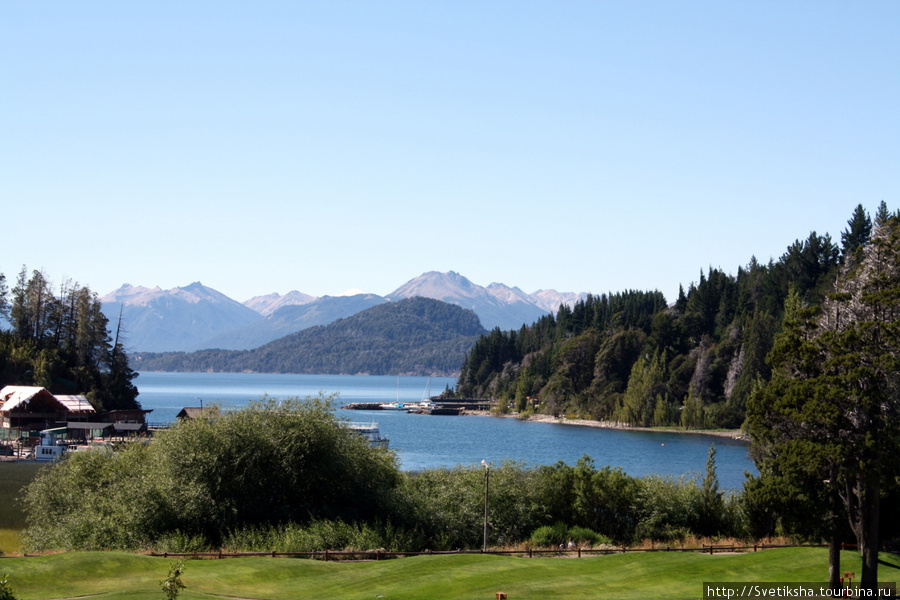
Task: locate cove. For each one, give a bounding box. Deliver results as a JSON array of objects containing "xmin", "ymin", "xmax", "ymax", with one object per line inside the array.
[{"xmin": 136, "ymin": 371, "xmax": 756, "ymax": 490}]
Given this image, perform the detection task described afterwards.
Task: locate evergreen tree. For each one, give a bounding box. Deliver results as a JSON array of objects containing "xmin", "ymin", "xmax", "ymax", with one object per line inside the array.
[
  {"xmin": 748, "ymin": 218, "xmax": 900, "ymax": 589},
  {"xmin": 874, "ymin": 200, "xmax": 890, "ymax": 226},
  {"xmin": 699, "ymin": 444, "xmax": 725, "ymax": 536},
  {"xmin": 840, "ymin": 203, "xmax": 872, "ymax": 264},
  {"xmin": 619, "ymin": 351, "xmax": 667, "ymax": 426},
  {"xmin": 680, "ymin": 385, "xmax": 706, "ymax": 429}
]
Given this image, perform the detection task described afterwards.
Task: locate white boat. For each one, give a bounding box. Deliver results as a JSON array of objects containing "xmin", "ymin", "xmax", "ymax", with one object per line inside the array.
[
  {"xmin": 378, "ymin": 402, "xmax": 407, "ymax": 410},
  {"xmin": 347, "ymin": 422, "xmax": 389, "ymax": 448},
  {"xmin": 379, "ymin": 376, "xmax": 406, "ymax": 410}
]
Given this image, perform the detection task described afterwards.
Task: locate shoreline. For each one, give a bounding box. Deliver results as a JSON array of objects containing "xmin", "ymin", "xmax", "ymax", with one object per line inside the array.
[{"xmin": 464, "ymin": 410, "xmax": 748, "ymax": 440}]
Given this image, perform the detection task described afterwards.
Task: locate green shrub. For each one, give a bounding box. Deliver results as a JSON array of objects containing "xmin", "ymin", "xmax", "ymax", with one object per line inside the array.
[
  {"xmin": 0, "ymin": 574, "xmax": 18, "ymax": 600},
  {"xmin": 22, "ymin": 395, "xmax": 400, "ymax": 551},
  {"xmin": 160, "ymin": 561, "xmax": 185, "ymax": 600},
  {"xmin": 565, "ymin": 525, "xmax": 609, "ymax": 547},
  {"xmin": 530, "ymin": 524, "xmax": 609, "ymax": 549},
  {"xmin": 530, "ymin": 522, "xmax": 569, "ymax": 548},
  {"xmin": 223, "ymin": 520, "xmax": 417, "ymax": 553},
  {"xmin": 154, "ymin": 530, "xmax": 210, "ymax": 554}
]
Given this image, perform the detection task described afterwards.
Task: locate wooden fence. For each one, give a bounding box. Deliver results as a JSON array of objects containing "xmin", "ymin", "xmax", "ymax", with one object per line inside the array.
[{"xmin": 144, "ymin": 543, "xmax": 819, "ymax": 562}]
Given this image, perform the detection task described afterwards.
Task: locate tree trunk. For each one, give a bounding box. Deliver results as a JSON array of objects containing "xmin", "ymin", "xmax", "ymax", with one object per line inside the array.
[
  {"xmin": 847, "ymin": 477, "xmax": 881, "ymax": 591},
  {"xmin": 859, "ymin": 487, "xmax": 880, "ymax": 591},
  {"xmin": 828, "ymin": 488, "xmax": 842, "ymax": 593}
]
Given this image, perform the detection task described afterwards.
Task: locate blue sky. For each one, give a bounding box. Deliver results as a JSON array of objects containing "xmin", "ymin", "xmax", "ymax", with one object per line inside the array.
[{"xmin": 3, "ymin": 1, "xmax": 897, "ymax": 302}]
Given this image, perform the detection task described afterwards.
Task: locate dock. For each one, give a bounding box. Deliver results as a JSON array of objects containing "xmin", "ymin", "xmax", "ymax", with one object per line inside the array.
[{"xmin": 341, "ymin": 398, "xmax": 492, "ymax": 415}]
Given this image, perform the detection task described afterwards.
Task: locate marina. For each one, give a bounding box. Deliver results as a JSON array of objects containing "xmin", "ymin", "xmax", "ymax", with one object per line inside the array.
[{"xmin": 134, "ymin": 372, "xmax": 757, "ymax": 490}]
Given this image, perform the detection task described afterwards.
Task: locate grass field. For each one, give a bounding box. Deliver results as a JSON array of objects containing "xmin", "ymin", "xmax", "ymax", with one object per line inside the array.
[
  {"xmin": 0, "ymin": 461, "xmax": 43, "ymax": 555},
  {"xmin": 0, "ymin": 548, "xmax": 897, "ymax": 600}
]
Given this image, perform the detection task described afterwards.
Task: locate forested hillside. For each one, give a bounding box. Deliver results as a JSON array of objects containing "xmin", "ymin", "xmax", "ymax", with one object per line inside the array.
[
  {"xmin": 135, "ymin": 297, "xmax": 486, "ymax": 376},
  {"xmin": 0, "ymin": 267, "xmax": 140, "ymax": 411},
  {"xmin": 456, "ymin": 202, "xmax": 897, "ymax": 429}
]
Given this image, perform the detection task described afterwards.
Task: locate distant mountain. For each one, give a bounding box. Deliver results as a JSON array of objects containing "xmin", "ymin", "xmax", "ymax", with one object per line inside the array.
[
  {"xmin": 101, "ymin": 272, "xmax": 588, "ymax": 354},
  {"xmin": 134, "ymin": 297, "xmax": 486, "ymax": 376},
  {"xmin": 201, "ymin": 294, "xmax": 388, "ymax": 350},
  {"xmin": 101, "ymin": 283, "xmax": 263, "ymax": 352},
  {"xmin": 529, "ymin": 289, "xmax": 589, "ymax": 313},
  {"xmin": 387, "ymin": 271, "xmax": 549, "ymax": 331},
  {"xmin": 243, "ymin": 291, "xmax": 316, "ymax": 317}
]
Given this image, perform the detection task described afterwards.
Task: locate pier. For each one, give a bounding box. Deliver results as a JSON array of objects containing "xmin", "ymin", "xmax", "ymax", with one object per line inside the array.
[{"xmin": 341, "ymin": 398, "xmax": 492, "ymax": 415}]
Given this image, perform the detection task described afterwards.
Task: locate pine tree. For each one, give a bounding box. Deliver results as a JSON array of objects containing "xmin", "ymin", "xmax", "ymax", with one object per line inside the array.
[
  {"xmin": 748, "ymin": 218, "xmax": 900, "ymax": 590},
  {"xmin": 700, "ymin": 444, "xmax": 725, "ymax": 536},
  {"xmin": 840, "ymin": 203, "xmax": 872, "ymax": 264}
]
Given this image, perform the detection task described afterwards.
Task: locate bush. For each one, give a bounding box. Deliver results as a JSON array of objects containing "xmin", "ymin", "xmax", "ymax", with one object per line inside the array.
[
  {"xmin": 0, "ymin": 574, "xmax": 18, "ymax": 600},
  {"xmin": 565, "ymin": 526, "xmax": 610, "ymax": 547},
  {"xmin": 223, "ymin": 520, "xmax": 417, "ymax": 553},
  {"xmin": 160, "ymin": 561, "xmax": 185, "ymax": 600},
  {"xmin": 398, "ymin": 461, "xmax": 545, "ymax": 550},
  {"xmin": 154, "ymin": 531, "xmax": 211, "ymax": 554},
  {"xmin": 530, "ymin": 524, "xmax": 609, "ymax": 548},
  {"xmin": 530, "ymin": 523, "xmax": 569, "ymax": 548},
  {"xmin": 23, "ymin": 395, "xmax": 402, "ymax": 551}
]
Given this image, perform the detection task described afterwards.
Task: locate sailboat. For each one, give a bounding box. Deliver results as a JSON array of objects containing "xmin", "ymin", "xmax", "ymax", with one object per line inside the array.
[
  {"xmin": 416, "ymin": 377, "xmax": 437, "ymax": 410},
  {"xmin": 379, "ymin": 376, "xmax": 407, "ymax": 410}
]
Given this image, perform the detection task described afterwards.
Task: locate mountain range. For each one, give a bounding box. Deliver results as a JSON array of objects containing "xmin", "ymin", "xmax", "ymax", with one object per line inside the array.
[
  {"xmin": 133, "ymin": 296, "xmax": 486, "ymax": 376},
  {"xmin": 100, "ymin": 271, "xmax": 587, "ymax": 353}
]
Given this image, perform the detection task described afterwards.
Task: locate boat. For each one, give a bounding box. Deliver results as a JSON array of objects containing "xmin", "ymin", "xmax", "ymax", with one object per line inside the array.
[
  {"xmin": 378, "ymin": 402, "xmax": 407, "ymax": 410},
  {"xmin": 408, "ymin": 377, "xmax": 438, "ymax": 412},
  {"xmin": 379, "ymin": 376, "xmax": 406, "ymax": 410},
  {"xmin": 347, "ymin": 422, "xmax": 389, "ymax": 448}
]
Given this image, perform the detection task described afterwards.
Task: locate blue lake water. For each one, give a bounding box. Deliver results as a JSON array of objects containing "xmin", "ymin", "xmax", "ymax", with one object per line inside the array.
[{"xmin": 135, "ymin": 372, "xmax": 756, "ymax": 490}]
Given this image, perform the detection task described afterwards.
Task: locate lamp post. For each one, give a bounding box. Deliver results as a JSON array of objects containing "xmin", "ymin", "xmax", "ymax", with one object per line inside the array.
[{"xmin": 482, "ymin": 459, "xmax": 490, "ymax": 552}]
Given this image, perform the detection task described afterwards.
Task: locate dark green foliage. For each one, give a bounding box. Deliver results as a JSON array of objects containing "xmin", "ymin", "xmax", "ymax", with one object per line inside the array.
[
  {"xmin": 135, "ymin": 297, "xmax": 485, "ymax": 376},
  {"xmin": 0, "ymin": 267, "xmax": 140, "ymax": 411},
  {"xmin": 699, "ymin": 444, "xmax": 725, "ymax": 537},
  {"xmin": 22, "ymin": 395, "xmax": 401, "ymax": 550},
  {"xmin": 565, "ymin": 525, "xmax": 609, "ymax": 547},
  {"xmin": 396, "ymin": 461, "xmax": 547, "ymax": 550},
  {"xmin": 530, "ymin": 522, "xmax": 569, "ymax": 547},
  {"xmin": 456, "ymin": 203, "xmax": 884, "ymax": 429},
  {"xmin": 22, "ymin": 426, "xmax": 753, "ymax": 553},
  {"xmin": 0, "ymin": 574, "xmax": 17, "ymax": 600},
  {"xmin": 571, "ymin": 457, "xmax": 641, "ymax": 543},
  {"xmin": 747, "ymin": 217, "xmax": 900, "ymax": 587},
  {"xmin": 840, "ymin": 203, "xmax": 872, "ymax": 263}
]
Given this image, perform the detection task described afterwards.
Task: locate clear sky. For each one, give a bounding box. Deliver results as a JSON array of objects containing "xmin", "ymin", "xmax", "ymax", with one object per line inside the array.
[{"xmin": 3, "ymin": 1, "xmax": 897, "ymax": 303}]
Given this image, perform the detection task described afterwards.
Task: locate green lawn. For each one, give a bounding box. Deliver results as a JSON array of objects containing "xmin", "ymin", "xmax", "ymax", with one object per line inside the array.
[
  {"xmin": 0, "ymin": 547, "xmax": 897, "ymax": 600},
  {"xmin": 0, "ymin": 461, "xmax": 43, "ymax": 555}
]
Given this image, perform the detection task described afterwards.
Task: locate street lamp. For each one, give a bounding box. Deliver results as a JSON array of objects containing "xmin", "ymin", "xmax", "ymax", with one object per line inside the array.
[{"xmin": 482, "ymin": 459, "xmax": 490, "ymax": 552}]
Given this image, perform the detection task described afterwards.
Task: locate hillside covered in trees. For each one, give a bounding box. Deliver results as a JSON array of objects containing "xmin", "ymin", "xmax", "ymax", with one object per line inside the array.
[
  {"xmin": 0, "ymin": 267, "xmax": 140, "ymax": 411},
  {"xmin": 134, "ymin": 297, "xmax": 486, "ymax": 376},
  {"xmin": 456, "ymin": 202, "xmax": 898, "ymax": 430}
]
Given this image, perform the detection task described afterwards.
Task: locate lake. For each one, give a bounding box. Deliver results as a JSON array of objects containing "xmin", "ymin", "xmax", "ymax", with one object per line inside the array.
[{"xmin": 135, "ymin": 371, "xmax": 756, "ymax": 490}]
